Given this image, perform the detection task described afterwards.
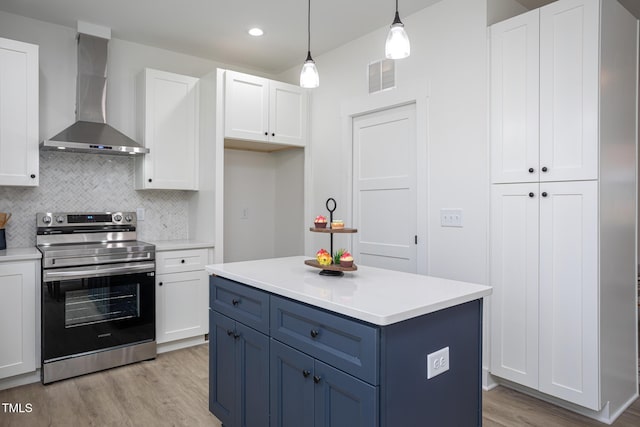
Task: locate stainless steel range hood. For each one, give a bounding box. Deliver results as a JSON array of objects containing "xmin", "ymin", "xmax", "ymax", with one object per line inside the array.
[{"xmin": 41, "ymin": 33, "xmax": 149, "ymax": 156}]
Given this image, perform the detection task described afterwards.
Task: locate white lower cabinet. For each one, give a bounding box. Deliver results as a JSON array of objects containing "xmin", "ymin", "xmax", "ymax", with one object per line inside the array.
[
  {"xmin": 156, "ymin": 249, "xmax": 209, "ymax": 345},
  {"xmin": 491, "ymin": 181, "xmax": 598, "ymax": 408},
  {"xmin": 0, "ymin": 260, "xmax": 37, "ymax": 379}
]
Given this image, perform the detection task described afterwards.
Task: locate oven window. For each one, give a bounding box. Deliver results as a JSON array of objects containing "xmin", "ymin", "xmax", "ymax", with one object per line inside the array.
[{"xmin": 65, "ymin": 282, "xmax": 141, "ymax": 327}]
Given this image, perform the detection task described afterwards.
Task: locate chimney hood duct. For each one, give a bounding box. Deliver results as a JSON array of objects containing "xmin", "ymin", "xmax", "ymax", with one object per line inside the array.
[{"xmin": 41, "ymin": 33, "xmax": 149, "ymax": 155}]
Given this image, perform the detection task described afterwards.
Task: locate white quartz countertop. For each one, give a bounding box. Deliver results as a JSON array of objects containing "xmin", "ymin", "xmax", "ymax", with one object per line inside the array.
[
  {"xmin": 151, "ymin": 240, "xmax": 214, "ymax": 252},
  {"xmin": 206, "ymin": 256, "xmax": 492, "ymax": 326},
  {"xmin": 0, "ymin": 247, "xmax": 42, "ymax": 262}
]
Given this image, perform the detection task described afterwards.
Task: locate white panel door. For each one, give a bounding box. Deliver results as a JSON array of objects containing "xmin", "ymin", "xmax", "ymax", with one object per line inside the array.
[
  {"xmin": 352, "ymin": 103, "xmax": 417, "ymax": 273},
  {"xmin": 490, "ymin": 10, "xmax": 540, "ymax": 184},
  {"xmin": 225, "ymin": 71, "xmax": 269, "ymax": 142},
  {"xmin": 0, "ymin": 38, "xmax": 38, "ymax": 187},
  {"xmin": 538, "ymin": 180, "xmax": 599, "ymax": 409},
  {"xmin": 269, "ymin": 81, "xmax": 306, "ymax": 147},
  {"xmin": 539, "ymin": 0, "xmax": 599, "ymax": 182},
  {"xmin": 490, "ymin": 183, "xmax": 539, "ymax": 388},
  {"xmin": 0, "ymin": 261, "xmax": 36, "ymax": 379},
  {"xmin": 144, "ymin": 69, "xmax": 199, "ymax": 190}
]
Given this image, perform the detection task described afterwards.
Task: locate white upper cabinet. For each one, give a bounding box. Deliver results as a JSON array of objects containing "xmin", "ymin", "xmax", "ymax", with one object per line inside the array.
[
  {"xmin": 136, "ymin": 68, "xmax": 199, "ymax": 190},
  {"xmin": 539, "ymin": 0, "xmax": 598, "ymax": 182},
  {"xmin": 490, "ymin": 11, "xmax": 539, "ymax": 184},
  {"xmin": 490, "ymin": 0, "xmax": 598, "ymax": 183},
  {"xmin": 0, "ymin": 38, "xmax": 39, "ymax": 187},
  {"xmin": 224, "ymin": 70, "xmax": 306, "ymax": 147}
]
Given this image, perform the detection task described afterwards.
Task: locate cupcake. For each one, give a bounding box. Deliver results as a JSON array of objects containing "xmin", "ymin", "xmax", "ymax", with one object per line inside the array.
[
  {"xmin": 340, "ymin": 252, "xmax": 354, "ymax": 268},
  {"xmin": 314, "ymin": 215, "xmax": 327, "ymax": 228},
  {"xmin": 331, "ymin": 220, "xmax": 344, "ymax": 229},
  {"xmin": 316, "ymin": 249, "xmax": 332, "ymax": 266}
]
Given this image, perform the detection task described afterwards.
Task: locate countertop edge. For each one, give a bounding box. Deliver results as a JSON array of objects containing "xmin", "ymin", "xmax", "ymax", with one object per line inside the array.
[
  {"xmin": 151, "ymin": 240, "xmax": 215, "ymax": 252},
  {"xmin": 205, "ymin": 260, "xmax": 492, "ymax": 326},
  {"xmin": 0, "ymin": 248, "xmax": 42, "ymax": 262}
]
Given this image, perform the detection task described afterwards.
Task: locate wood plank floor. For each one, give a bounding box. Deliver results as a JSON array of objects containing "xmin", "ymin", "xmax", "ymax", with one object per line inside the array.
[{"xmin": 0, "ymin": 344, "xmax": 638, "ymax": 426}]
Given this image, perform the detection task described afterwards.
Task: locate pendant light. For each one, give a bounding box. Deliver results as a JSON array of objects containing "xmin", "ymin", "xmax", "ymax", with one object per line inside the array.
[
  {"xmin": 385, "ymin": 0, "xmax": 410, "ymax": 59},
  {"xmin": 300, "ymin": 0, "xmax": 319, "ymax": 88}
]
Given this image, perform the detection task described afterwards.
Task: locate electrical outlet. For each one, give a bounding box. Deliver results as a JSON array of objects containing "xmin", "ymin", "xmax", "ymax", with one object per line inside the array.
[
  {"xmin": 440, "ymin": 209, "xmax": 463, "ymax": 227},
  {"xmin": 427, "ymin": 346, "xmax": 450, "ymax": 379},
  {"xmin": 241, "ymin": 208, "xmax": 249, "ymax": 220},
  {"xmin": 136, "ymin": 207, "xmax": 145, "ymax": 221}
]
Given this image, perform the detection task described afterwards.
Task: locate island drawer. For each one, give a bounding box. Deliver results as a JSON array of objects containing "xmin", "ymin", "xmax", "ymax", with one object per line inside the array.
[
  {"xmin": 210, "ymin": 276, "xmax": 269, "ymax": 334},
  {"xmin": 270, "ymin": 295, "xmax": 379, "ymax": 385}
]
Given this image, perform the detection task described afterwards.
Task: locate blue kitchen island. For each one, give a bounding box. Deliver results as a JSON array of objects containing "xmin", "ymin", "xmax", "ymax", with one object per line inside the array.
[{"xmin": 206, "ymin": 256, "xmax": 491, "ymax": 427}]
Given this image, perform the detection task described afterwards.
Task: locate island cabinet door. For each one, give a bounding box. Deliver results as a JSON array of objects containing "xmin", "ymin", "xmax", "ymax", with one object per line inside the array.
[
  {"xmin": 270, "ymin": 339, "xmax": 315, "ymax": 427},
  {"xmin": 210, "ymin": 311, "xmax": 237, "ymax": 426},
  {"xmin": 210, "ymin": 312, "xmax": 269, "ymax": 427},
  {"xmin": 314, "ymin": 361, "xmax": 378, "ymax": 427}
]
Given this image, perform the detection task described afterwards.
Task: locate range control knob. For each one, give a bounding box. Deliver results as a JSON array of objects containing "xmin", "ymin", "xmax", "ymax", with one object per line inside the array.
[
  {"xmin": 42, "ymin": 216, "xmax": 52, "ymax": 224},
  {"xmin": 113, "ymin": 214, "xmax": 123, "ymax": 222},
  {"xmin": 124, "ymin": 215, "xmax": 133, "ymax": 222},
  {"xmin": 55, "ymin": 216, "xmax": 64, "ymax": 224}
]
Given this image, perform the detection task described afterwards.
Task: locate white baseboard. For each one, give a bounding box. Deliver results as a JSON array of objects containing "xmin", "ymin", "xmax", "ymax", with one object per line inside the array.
[
  {"xmin": 490, "ymin": 377, "xmax": 639, "ymax": 425},
  {"xmin": 482, "ymin": 367, "xmax": 499, "ymax": 391},
  {"xmin": 0, "ymin": 369, "xmax": 41, "ymax": 391},
  {"xmin": 157, "ymin": 335, "xmax": 207, "ymax": 354}
]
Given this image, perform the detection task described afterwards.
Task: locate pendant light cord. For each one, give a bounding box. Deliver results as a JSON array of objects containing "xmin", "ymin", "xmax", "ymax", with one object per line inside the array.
[{"xmin": 307, "ymin": 0, "xmax": 311, "ymax": 55}]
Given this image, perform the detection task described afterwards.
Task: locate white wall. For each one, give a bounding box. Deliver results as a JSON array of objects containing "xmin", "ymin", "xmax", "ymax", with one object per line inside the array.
[
  {"xmin": 223, "ymin": 147, "xmax": 304, "ymax": 262},
  {"xmin": 279, "ymin": 0, "xmax": 489, "ymax": 285}
]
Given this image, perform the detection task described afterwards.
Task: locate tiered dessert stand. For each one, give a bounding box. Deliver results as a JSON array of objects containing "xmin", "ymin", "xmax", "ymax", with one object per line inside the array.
[{"xmin": 304, "ymin": 198, "xmax": 357, "ymax": 276}]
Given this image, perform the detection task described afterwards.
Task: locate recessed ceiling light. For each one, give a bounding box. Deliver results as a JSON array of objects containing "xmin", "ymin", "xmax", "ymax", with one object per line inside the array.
[{"xmin": 248, "ymin": 28, "xmax": 264, "ymax": 37}]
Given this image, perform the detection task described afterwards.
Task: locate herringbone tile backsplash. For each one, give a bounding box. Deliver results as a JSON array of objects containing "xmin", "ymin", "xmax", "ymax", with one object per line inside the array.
[{"xmin": 0, "ymin": 151, "xmax": 190, "ymax": 248}]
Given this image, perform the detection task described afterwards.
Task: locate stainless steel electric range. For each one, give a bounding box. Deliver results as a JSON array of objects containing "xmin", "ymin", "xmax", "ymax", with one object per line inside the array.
[{"xmin": 36, "ymin": 211, "xmax": 156, "ymax": 384}]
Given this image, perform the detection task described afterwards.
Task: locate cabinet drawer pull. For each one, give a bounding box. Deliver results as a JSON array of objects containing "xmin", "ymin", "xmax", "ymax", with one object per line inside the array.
[
  {"xmin": 159, "ymin": 282, "xmax": 163, "ymax": 286},
  {"xmin": 302, "ymin": 369, "xmax": 311, "ymax": 378},
  {"xmin": 30, "ymin": 174, "xmax": 36, "ymax": 179},
  {"xmin": 528, "ymin": 192, "xmax": 534, "ymax": 198},
  {"xmin": 313, "ymin": 375, "xmax": 321, "ymax": 384},
  {"xmin": 232, "ymin": 299, "xmax": 240, "ymax": 306},
  {"xmin": 181, "ymin": 259, "xmax": 185, "ymax": 264},
  {"xmin": 310, "ymin": 329, "xmax": 319, "ymax": 338}
]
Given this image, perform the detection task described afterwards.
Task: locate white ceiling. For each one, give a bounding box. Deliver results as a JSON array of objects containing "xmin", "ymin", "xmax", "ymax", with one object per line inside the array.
[
  {"xmin": 0, "ymin": 0, "xmax": 440, "ymax": 74},
  {"xmin": 515, "ymin": 0, "xmax": 640, "ymax": 18}
]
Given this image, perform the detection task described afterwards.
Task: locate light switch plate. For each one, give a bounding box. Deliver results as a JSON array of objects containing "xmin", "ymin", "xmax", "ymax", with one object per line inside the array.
[
  {"xmin": 440, "ymin": 209, "xmax": 463, "ymax": 227},
  {"xmin": 427, "ymin": 346, "xmax": 450, "ymax": 379}
]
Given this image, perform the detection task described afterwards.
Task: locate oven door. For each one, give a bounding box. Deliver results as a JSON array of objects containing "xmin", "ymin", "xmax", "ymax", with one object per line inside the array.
[{"xmin": 42, "ymin": 261, "xmax": 155, "ymax": 361}]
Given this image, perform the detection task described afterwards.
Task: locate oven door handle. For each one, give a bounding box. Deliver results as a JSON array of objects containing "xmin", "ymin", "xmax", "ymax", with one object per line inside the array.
[{"xmin": 43, "ymin": 262, "xmax": 155, "ymax": 282}]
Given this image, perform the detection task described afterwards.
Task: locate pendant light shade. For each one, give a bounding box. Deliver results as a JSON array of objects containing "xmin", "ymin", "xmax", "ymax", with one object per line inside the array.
[
  {"xmin": 385, "ymin": 1, "xmax": 410, "ymax": 59},
  {"xmin": 300, "ymin": 0, "xmax": 319, "ymax": 88}
]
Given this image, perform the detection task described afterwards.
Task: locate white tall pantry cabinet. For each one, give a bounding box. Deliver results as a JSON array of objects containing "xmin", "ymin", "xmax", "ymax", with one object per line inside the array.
[{"xmin": 489, "ymin": 0, "xmax": 638, "ymax": 422}]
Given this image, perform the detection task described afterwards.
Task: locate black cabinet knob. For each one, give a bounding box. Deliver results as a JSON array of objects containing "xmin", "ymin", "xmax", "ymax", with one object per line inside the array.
[
  {"xmin": 232, "ymin": 299, "xmax": 240, "ymax": 306},
  {"xmin": 302, "ymin": 370, "xmax": 311, "ymax": 378},
  {"xmin": 148, "ymin": 178, "xmax": 152, "ymax": 183},
  {"xmin": 159, "ymin": 282, "xmax": 163, "ymax": 286},
  {"xmin": 528, "ymin": 168, "xmax": 534, "ymax": 173},
  {"xmin": 541, "ymin": 166, "xmax": 548, "ymax": 172},
  {"xmin": 181, "ymin": 259, "xmax": 185, "ymax": 264},
  {"xmin": 264, "ymin": 132, "xmax": 268, "ymax": 136},
  {"xmin": 227, "ymin": 329, "xmax": 234, "ymax": 336},
  {"xmin": 528, "ymin": 192, "xmax": 534, "ymax": 198},
  {"xmin": 233, "ymin": 333, "xmax": 240, "ymax": 339},
  {"xmin": 542, "ymin": 192, "xmax": 548, "ymax": 197},
  {"xmin": 310, "ymin": 329, "xmax": 319, "ymax": 338},
  {"xmin": 313, "ymin": 375, "xmax": 321, "ymax": 384},
  {"xmin": 271, "ymin": 133, "xmax": 275, "ymax": 137},
  {"xmin": 30, "ymin": 174, "xmax": 36, "ymax": 179}
]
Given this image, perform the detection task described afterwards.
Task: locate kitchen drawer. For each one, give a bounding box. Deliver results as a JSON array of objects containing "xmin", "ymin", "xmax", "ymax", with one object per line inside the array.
[
  {"xmin": 210, "ymin": 276, "xmax": 269, "ymax": 335},
  {"xmin": 156, "ymin": 249, "xmax": 207, "ymax": 274},
  {"xmin": 270, "ymin": 295, "xmax": 379, "ymax": 385}
]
